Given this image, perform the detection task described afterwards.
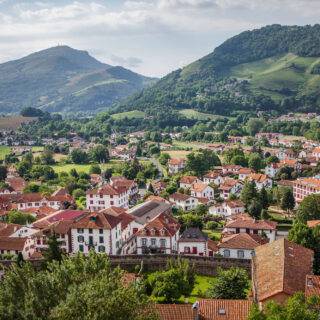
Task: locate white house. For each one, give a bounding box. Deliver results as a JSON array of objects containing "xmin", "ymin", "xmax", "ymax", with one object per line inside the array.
[
  {"xmin": 178, "ymin": 227, "xmax": 217, "ymax": 257},
  {"xmin": 265, "ymin": 163, "xmax": 280, "ymax": 178},
  {"xmin": 0, "ymin": 236, "xmax": 36, "ymax": 259},
  {"xmin": 203, "ymin": 171, "xmax": 224, "ymax": 185},
  {"xmin": 219, "ymin": 179, "xmax": 243, "ymax": 199},
  {"xmin": 86, "ymin": 184, "xmax": 129, "ymax": 211},
  {"xmin": 190, "ymin": 183, "xmax": 214, "ymax": 200},
  {"xmin": 169, "ymin": 193, "xmax": 199, "ymax": 211},
  {"xmin": 135, "ymin": 212, "xmax": 180, "ymax": 254},
  {"xmin": 179, "ymin": 176, "xmax": 199, "ymax": 189},
  {"xmin": 247, "ymin": 173, "xmax": 272, "ymax": 190},
  {"xmin": 218, "ymin": 233, "xmax": 267, "ymax": 259},
  {"xmin": 238, "ymin": 168, "xmax": 254, "ymax": 181},
  {"xmin": 209, "ymin": 200, "xmax": 245, "ymax": 218},
  {"xmin": 223, "ymin": 215, "xmax": 277, "ymax": 242},
  {"xmin": 71, "ymin": 211, "xmax": 122, "ymax": 255},
  {"xmin": 168, "ymin": 158, "xmax": 186, "ymax": 174}
]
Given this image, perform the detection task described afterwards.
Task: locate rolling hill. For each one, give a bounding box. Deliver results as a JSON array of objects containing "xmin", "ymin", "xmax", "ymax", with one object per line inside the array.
[
  {"xmin": 117, "ymin": 24, "xmax": 320, "ymax": 116},
  {"xmin": 0, "ymin": 46, "xmax": 156, "ymax": 115}
]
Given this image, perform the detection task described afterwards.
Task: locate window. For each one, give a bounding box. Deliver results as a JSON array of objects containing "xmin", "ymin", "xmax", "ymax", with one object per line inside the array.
[
  {"xmin": 98, "ymin": 245, "xmax": 105, "ymax": 252},
  {"xmin": 99, "ymin": 229, "xmax": 103, "ymax": 234},
  {"xmin": 90, "ymin": 200, "xmax": 93, "ymax": 204},
  {"xmin": 79, "ymin": 244, "xmax": 84, "ymax": 252},
  {"xmin": 110, "ymin": 201, "xmax": 114, "ymax": 205},
  {"xmin": 99, "ymin": 236, "xmax": 104, "ymax": 243},
  {"xmin": 141, "ymin": 238, "xmax": 147, "ymax": 246},
  {"xmin": 223, "ymin": 249, "xmax": 230, "ymax": 258},
  {"xmin": 184, "ymin": 246, "xmax": 190, "ymax": 253},
  {"xmin": 237, "ymin": 250, "xmax": 245, "ymax": 259},
  {"xmin": 77, "ymin": 235, "xmax": 84, "ymax": 243},
  {"xmin": 160, "ymin": 239, "xmax": 166, "ymax": 247},
  {"xmin": 77, "ymin": 228, "xmax": 84, "ymax": 234},
  {"xmin": 89, "ymin": 228, "xmax": 93, "ymax": 234},
  {"xmin": 151, "ymin": 238, "xmax": 156, "ymax": 246}
]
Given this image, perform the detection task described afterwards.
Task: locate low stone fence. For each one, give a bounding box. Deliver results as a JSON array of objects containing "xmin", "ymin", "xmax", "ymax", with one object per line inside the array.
[{"xmin": 0, "ymin": 254, "xmax": 252, "ymax": 276}]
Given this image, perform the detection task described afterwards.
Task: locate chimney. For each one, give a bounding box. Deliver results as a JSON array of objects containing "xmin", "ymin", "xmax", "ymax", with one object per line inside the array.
[{"xmin": 192, "ymin": 301, "xmax": 200, "ymax": 320}]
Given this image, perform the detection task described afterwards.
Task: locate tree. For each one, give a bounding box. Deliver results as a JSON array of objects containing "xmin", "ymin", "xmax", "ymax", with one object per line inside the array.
[
  {"xmin": 296, "ymin": 193, "xmax": 320, "ymax": 222},
  {"xmin": 248, "ymin": 199, "xmax": 263, "ymax": 219},
  {"xmin": 288, "ymin": 221, "xmax": 314, "ymax": 249},
  {"xmin": 72, "ymin": 188, "xmax": 85, "ymax": 200},
  {"xmin": 206, "ymin": 267, "xmax": 249, "ymax": 299},
  {"xmin": 70, "ymin": 149, "xmax": 89, "ymax": 164},
  {"xmin": 89, "ymin": 164, "xmax": 101, "ymax": 175},
  {"xmin": 259, "ymin": 186, "xmax": 269, "ymax": 209},
  {"xmin": 248, "ymin": 153, "xmax": 264, "ymax": 171},
  {"xmin": 7, "ymin": 210, "xmax": 36, "ymax": 225},
  {"xmin": 280, "ymin": 188, "xmax": 295, "ymax": 212},
  {"xmin": 178, "ymin": 213, "xmax": 203, "ymax": 231},
  {"xmin": 0, "ymin": 251, "xmax": 156, "ymax": 320},
  {"xmin": 246, "ymin": 118, "xmax": 265, "ymax": 136},
  {"xmin": 248, "ymin": 293, "xmax": 320, "ymax": 320},
  {"xmin": 40, "ymin": 150, "xmax": 55, "ymax": 165},
  {"xmin": 90, "ymin": 145, "xmax": 109, "ymax": 163},
  {"xmin": 0, "ymin": 165, "xmax": 7, "ymax": 181},
  {"xmin": 44, "ymin": 234, "xmax": 63, "ymax": 263},
  {"xmin": 240, "ymin": 181, "xmax": 258, "ymax": 207},
  {"xmin": 158, "ymin": 153, "xmax": 171, "ymax": 166}
]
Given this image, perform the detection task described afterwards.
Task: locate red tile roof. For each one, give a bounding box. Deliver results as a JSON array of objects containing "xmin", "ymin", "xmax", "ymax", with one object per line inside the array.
[
  {"xmin": 169, "ymin": 192, "xmax": 195, "ymax": 202},
  {"xmin": 168, "ymin": 158, "xmax": 185, "ymax": 165},
  {"xmin": 156, "ymin": 304, "xmax": 195, "ymax": 320},
  {"xmin": 218, "ymin": 233, "xmax": 268, "ymax": 250},
  {"xmin": 5, "ymin": 177, "xmax": 26, "ymax": 192},
  {"xmin": 180, "ymin": 176, "xmax": 198, "ymax": 184},
  {"xmin": 0, "ymin": 223, "xmax": 21, "ymax": 237},
  {"xmin": 225, "ymin": 216, "xmax": 277, "ymax": 231},
  {"xmin": 252, "ymin": 239, "xmax": 314, "ymax": 302},
  {"xmin": 307, "ymin": 220, "xmax": 320, "ymax": 228},
  {"xmin": 198, "ymin": 299, "xmax": 253, "ymax": 320},
  {"xmin": 0, "ymin": 236, "xmax": 27, "ymax": 251},
  {"xmin": 305, "ymin": 275, "xmax": 320, "ymax": 297}
]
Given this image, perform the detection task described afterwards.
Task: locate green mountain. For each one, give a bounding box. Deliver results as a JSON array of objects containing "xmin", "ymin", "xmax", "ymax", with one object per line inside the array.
[
  {"xmin": 0, "ymin": 46, "xmax": 156, "ymax": 115},
  {"xmin": 118, "ymin": 24, "xmax": 320, "ymax": 116}
]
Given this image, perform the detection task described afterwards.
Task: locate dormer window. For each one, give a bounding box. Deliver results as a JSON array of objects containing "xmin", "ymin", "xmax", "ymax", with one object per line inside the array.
[
  {"xmin": 150, "ymin": 228, "xmax": 156, "ymax": 236},
  {"xmin": 218, "ymin": 308, "xmax": 226, "ymax": 315},
  {"xmin": 160, "ymin": 229, "xmax": 165, "ymax": 236}
]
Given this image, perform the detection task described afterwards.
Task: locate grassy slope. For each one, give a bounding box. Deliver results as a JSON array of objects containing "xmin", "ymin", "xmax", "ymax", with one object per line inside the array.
[
  {"xmin": 230, "ymin": 53, "xmax": 320, "ymax": 102},
  {"xmin": 111, "ymin": 110, "xmax": 146, "ymax": 120},
  {"xmin": 179, "ymin": 109, "xmax": 225, "ymax": 120},
  {"xmin": 0, "ymin": 116, "xmax": 37, "ymax": 130}
]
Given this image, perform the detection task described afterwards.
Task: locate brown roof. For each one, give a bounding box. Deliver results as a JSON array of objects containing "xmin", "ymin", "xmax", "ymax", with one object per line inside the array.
[
  {"xmin": 180, "ymin": 176, "xmax": 198, "ymax": 184},
  {"xmin": 72, "ymin": 211, "xmax": 122, "ymax": 230},
  {"xmin": 5, "ymin": 177, "xmax": 26, "ymax": 192},
  {"xmin": 225, "ymin": 217, "xmax": 277, "ymax": 231},
  {"xmin": 252, "ymin": 239, "xmax": 314, "ymax": 302},
  {"xmin": 168, "ymin": 158, "xmax": 185, "ymax": 165},
  {"xmin": 0, "ymin": 222, "xmax": 21, "ymax": 237},
  {"xmin": 101, "ymin": 207, "xmax": 135, "ymax": 230},
  {"xmin": 238, "ymin": 168, "xmax": 253, "ymax": 174},
  {"xmin": 248, "ymin": 173, "xmax": 269, "ymax": 183},
  {"xmin": 218, "ymin": 233, "xmax": 268, "ymax": 250},
  {"xmin": 156, "ymin": 304, "xmax": 195, "ymax": 320},
  {"xmin": 305, "ymin": 275, "xmax": 320, "ymax": 297},
  {"xmin": 136, "ymin": 212, "xmax": 179, "ymax": 237},
  {"xmin": 307, "ymin": 220, "xmax": 320, "ymax": 228},
  {"xmin": 203, "ymin": 171, "xmax": 221, "ymax": 179},
  {"xmin": 208, "ymin": 239, "xmax": 219, "ymax": 252},
  {"xmin": 169, "ymin": 192, "xmax": 195, "ymax": 202},
  {"xmin": 198, "ymin": 299, "xmax": 253, "ymax": 320},
  {"xmin": 219, "ymin": 179, "xmax": 240, "ymax": 191},
  {"xmin": 224, "ymin": 200, "xmax": 245, "ymax": 208},
  {"xmin": 192, "ymin": 182, "xmax": 210, "ymax": 193},
  {"xmin": 0, "ymin": 236, "xmax": 27, "ymax": 251}
]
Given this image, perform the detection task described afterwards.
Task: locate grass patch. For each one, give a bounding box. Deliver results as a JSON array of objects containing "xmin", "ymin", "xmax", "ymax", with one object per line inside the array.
[
  {"xmin": 162, "ymin": 150, "xmax": 191, "ymax": 159},
  {"xmin": 203, "ymin": 229, "xmax": 221, "ymax": 241},
  {"xmin": 111, "ymin": 110, "xmax": 146, "ymax": 120},
  {"xmin": 51, "ymin": 160, "xmax": 122, "ymax": 174},
  {"xmin": 0, "ymin": 146, "xmax": 11, "ymax": 160},
  {"xmin": 179, "ymin": 109, "xmax": 224, "ymax": 121},
  {"xmin": 0, "ymin": 116, "xmax": 37, "ymax": 130},
  {"xmin": 179, "ymin": 275, "xmax": 216, "ymax": 303}
]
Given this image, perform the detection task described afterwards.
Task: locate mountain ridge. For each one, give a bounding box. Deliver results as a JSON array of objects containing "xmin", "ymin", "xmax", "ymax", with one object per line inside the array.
[{"xmin": 0, "ymin": 46, "xmax": 156, "ymax": 115}]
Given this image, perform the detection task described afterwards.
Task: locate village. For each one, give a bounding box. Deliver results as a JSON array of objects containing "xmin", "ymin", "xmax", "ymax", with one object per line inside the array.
[{"xmin": 0, "ymin": 120, "xmax": 320, "ymax": 319}]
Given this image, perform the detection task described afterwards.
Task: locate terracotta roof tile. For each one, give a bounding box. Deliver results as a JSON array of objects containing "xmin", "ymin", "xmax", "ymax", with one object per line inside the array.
[
  {"xmin": 218, "ymin": 233, "xmax": 268, "ymax": 250},
  {"xmin": 225, "ymin": 217, "xmax": 277, "ymax": 230},
  {"xmin": 252, "ymin": 239, "xmax": 314, "ymax": 302},
  {"xmin": 305, "ymin": 275, "xmax": 320, "ymax": 297},
  {"xmin": 156, "ymin": 304, "xmax": 195, "ymax": 320},
  {"xmin": 0, "ymin": 236, "xmax": 27, "ymax": 251},
  {"xmin": 180, "ymin": 176, "xmax": 198, "ymax": 184}
]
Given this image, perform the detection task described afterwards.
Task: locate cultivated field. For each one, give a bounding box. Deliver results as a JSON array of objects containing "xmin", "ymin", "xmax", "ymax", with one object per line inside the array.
[
  {"xmin": 111, "ymin": 110, "xmax": 146, "ymax": 120},
  {"xmin": 0, "ymin": 116, "xmax": 37, "ymax": 130}
]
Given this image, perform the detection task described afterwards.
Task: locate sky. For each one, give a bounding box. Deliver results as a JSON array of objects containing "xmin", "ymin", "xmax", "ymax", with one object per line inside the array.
[{"xmin": 0, "ymin": 0, "xmax": 319, "ymax": 77}]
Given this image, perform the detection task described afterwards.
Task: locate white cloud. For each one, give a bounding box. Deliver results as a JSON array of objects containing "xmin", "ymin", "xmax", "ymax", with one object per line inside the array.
[{"xmin": 0, "ymin": 0, "xmax": 319, "ymax": 76}]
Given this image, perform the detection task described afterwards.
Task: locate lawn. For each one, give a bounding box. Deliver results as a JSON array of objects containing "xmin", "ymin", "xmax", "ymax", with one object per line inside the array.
[
  {"xmin": 50, "ymin": 160, "xmax": 122, "ymax": 174},
  {"xmin": 179, "ymin": 275, "xmax": 216, "ymax": 303},
  {"xmin": 203, "ymin": 229, "xmax": 222, "ymax": 241},
  {"xmin": 161, "ymin": 150, "xmax": 191, "ymax": 159},
  {"xmin": 111, "ymin": 110, "xmax": 146, "ymax": 120},
  {"xmin": 0, "ymin": 146, "xmax": 11, "ymax": 160},
  {"xmin": 179, "ymin": 109, "xmax": 225, "ymax": 121}
]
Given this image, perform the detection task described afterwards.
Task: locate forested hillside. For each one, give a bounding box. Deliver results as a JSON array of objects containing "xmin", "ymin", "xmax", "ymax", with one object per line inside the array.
[{"xmin": 117, "ymin": 24, "xmax": 320, "ymax": 116}]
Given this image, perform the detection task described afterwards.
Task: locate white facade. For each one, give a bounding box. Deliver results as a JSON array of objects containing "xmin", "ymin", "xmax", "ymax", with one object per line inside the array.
[
  {"xmin": 219, "ymin": 247, "xmax": 254, "ymax": 259},
  {"xmin": 17, "ymin": 198, "xmax": 63, "ymax": 210},
  {"xmin": 190, "ymin": 185, "xmax": 214, "ymax": 200},
  {"xmin": 224, "ymin": 227, "xmax": 276, "ymax": 242},
  {"xmin": 178, "ymin": 241, "xmax": 207, "ymax": 256},
  {"xmin": 86, "ymin": 190, "xmax": 129, "ymax": 211},
  {"xmin": 169, "ymin": 195, "xmax": 199, "ymax": 211},
  {"xmin": 209, "ymin": 202, "xmax": 245, "ymax": 217},
  {"xmin": 265, "ymin": 164, "xmax": 279, "ymax": 178},
  {"xmin": 71, "ymin": 223, "xmax": 122, "ymax": 255}
]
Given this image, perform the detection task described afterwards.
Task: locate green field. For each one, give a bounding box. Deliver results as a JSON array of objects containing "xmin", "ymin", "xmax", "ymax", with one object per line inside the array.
[
  {"xmin": 179, "ymin": 109, "xmax": 224, "ymax": 121},
  {"xmin": 230, "ymin": 53, "xmax": 320, "ymax": 102},
  {"xmin": 0, "ymin": 146, "xmax": 11, "ymax": 160},
  {"xmin": 50, "ymin": 161, "xmax": 121, "ymax": 174},
  {"xmin": 111, "ymin": 110, "xmax": 146, "ymax": 120}
]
